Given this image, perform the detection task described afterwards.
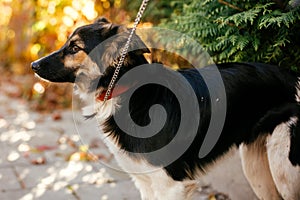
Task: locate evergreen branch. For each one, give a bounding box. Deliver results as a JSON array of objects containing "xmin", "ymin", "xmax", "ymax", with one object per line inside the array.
[
  {"xmin": 218, "ymin": 0, "xmax": 243, "ymax": 11},
  {"xmin": 161, "ymin": 0, "xmax": 300, "ymax": 70}
]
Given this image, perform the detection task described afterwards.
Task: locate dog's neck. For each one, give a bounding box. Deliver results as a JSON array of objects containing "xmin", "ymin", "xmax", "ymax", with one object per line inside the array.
[
  {"xmin": 97, "ymin": 52, "xmax": 149, "ymax": 90},
  {"xmin": 80, "ymin": 52, "xmax": 149, "ymax": 119}
]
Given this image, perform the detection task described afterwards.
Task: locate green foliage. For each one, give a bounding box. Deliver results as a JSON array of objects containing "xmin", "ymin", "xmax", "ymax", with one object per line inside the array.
[
  {"xmin": 123, "ymin": 0, "xmax": 176, "ymax": 24},
  {"xmin": 160, "ymin": 0, "xmax": 300, "ymax": 70}
]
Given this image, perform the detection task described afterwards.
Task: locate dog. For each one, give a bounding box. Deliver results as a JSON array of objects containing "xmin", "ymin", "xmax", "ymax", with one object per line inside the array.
[{"xmin": 31, "ymin": 18, "xmax": 300, "ymax": 200}]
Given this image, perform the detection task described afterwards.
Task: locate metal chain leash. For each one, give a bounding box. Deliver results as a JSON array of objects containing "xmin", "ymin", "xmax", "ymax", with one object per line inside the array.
[{"xmin": 103, "ymin": 0, "xmax": 150, "ymax": 102}]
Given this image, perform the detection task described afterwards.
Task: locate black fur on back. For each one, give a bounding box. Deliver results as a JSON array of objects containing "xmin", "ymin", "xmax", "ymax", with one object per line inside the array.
[{"xmin": 102, "ymin": 62, "xmax": 300, "ymax": 180}]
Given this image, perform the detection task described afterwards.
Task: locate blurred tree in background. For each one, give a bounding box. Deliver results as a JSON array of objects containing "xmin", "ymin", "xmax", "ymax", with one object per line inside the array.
[
  {"xmin": 1, "ymin": 0, "xmax": 299, "ymax": 111},
  {"xmin": 0, "ymin": 0, "xmax": 132, "ymax": 74},
  {"xmin": 0, "ymin": 0, "xmax": 146, "ymax": 111}
]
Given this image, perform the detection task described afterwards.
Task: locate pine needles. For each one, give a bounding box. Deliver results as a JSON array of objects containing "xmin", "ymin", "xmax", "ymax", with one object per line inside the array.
[{"xmin": 161, "ymin": 0, "xmax": 300, "ymax": 70}]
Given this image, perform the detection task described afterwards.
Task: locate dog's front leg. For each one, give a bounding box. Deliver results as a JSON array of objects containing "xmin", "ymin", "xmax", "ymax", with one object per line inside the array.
[
  {"xmin": 132, "ymin": 169, "xmax": 197, "ymax": 200},
  {"xmin": 148, "ymin": 170, "xmax": 197, "ymax": 200},
  {"xmin": 131, "ymin": 174, "xmax": 155, "ymax": 200}
]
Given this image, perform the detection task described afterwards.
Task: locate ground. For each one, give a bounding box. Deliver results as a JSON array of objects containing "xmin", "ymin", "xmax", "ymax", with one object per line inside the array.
[{"xmin": 0, "ymin": 78, "xmax": 258, "ymax": 200}]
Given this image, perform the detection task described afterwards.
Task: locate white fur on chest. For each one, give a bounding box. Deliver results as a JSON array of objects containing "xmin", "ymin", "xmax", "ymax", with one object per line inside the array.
[
  {"xmin": 90, "ymin": 97, "xmax": 197, "ymax": 199},
  {"xmin": 100, "ymin": 130, "xmax": 159, "ymax": 174},
  {"xmin": 77, "ymin": 95, "xmax": 200, "ymax": 199},
  {"xmin": 101, "ymin": 132, "xmax": 198, "ymax": 200}
]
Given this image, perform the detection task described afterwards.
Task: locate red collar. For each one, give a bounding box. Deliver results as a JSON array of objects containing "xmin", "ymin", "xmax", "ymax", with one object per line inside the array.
[{"xmin": 96, "ymin": 85, "xmax": 131, "ymax": 101}]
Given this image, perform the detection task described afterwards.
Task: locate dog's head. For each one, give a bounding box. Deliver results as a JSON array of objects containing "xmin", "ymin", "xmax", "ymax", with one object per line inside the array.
[{"xmin": 31, "ymin": 18, "xmax": 150, "ymax": 88}]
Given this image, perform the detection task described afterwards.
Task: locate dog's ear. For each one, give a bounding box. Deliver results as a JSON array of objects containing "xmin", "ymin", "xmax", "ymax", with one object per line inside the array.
[
  {"xmin": 116, "ymin": 26, "xmax": 150, "ymax": 54},
  {"xmin": 131, "ymin": 32, "xmax": 151, "ymax": 55},
  {"xmin": 102, "ymin": 28, "xmax": 150, "ymax": 64},
  {"xmin": 94, "ymin": 17, "xmax": 110, "ymax": 24},
  {"xmin": 130, "ymin": 35, "xmax": 151, "ymax": 55},
  {"xmin": 100, "ymin": 23, "xmax": 150, "ymax": 69}
]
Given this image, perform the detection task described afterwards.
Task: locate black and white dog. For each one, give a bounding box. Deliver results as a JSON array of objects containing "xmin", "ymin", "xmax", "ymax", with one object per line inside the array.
[{"xmin": 31, "ymin": 18, "xmax": 300, "ymax": 200}]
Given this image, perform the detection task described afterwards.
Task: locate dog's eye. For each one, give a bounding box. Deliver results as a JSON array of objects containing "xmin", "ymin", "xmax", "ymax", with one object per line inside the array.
[{"xmin": 70, "ymin": 45, "xmax": 80, "ymax": 54}]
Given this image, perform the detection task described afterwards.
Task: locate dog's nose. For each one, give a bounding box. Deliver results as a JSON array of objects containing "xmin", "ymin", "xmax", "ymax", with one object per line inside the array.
[{"xmin": 31, "ymin": 61, "xmax": 40, "ymax": 72}]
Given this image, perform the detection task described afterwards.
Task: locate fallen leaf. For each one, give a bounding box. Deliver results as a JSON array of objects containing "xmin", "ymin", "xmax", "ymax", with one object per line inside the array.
[
  {"xmin": 68, "ymin": 151, "xmax": 99, "ymax": 162},
  {"xmin": 57, "ymin": 135, "xmax": 77, "ymax": 148},
  {"xmin": 36, "ymin": 145, "xmax": 57, "ymax": 152},
  {"xmin": 209, "ymin": 195, "xmax": 217, "ymax": 200},
  {"xmin": 79, "ymin": 145, "xmax": 89, "ymax": 153},
  {"xmin": 31, "ymin": 157, "xmax": 46, "ymax": 165},
  {"xmin": 86, "ymin": 152, "xmax": 99, "ymax": 162},
  {"xmin": 22, "ymin": 151, "xmax": 30, "ymax": 158},
  {"xmin": 52, "ymin": 112, "xmax": 62, "ymax": 121},
  {"xmin": 69, "ymin": 152, "xmax": 85, "ymax": 161},
  {"xmin": 89, "ymin": 138, "xmax": 102, "ymax": 148}
]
